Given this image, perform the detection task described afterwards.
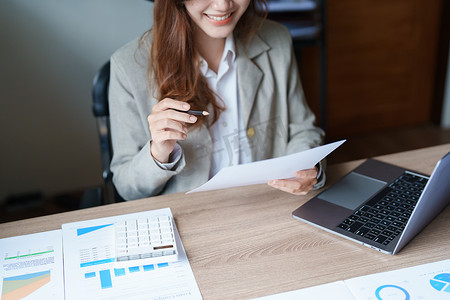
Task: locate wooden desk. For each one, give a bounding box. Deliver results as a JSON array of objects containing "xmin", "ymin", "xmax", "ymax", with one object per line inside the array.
[{"xmin": 1, "ymin": 144, "xmax": 449, "ymax": 299}]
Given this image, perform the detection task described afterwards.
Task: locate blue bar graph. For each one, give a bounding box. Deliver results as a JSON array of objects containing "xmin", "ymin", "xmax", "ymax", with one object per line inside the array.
[
  {"xmin": 99, "ymin": 270, "xmax": 112, "ymax": 289},
  {"xmin": 143, "ymin": 264, "xmax": 155, "ymax": 271},
  {"xmin": 129, "ymin": 266, "xmax": 140, "ymax": 273},
  {"xmin": 114, "ymin": 268, "xmax": 126, "ymax": 277},
  {"xmin": 86, "ymin": 263, "xmax": 172, "ymax": 290},
  {"xmin": 84, "ymin": 272, "xmax": 96, "ymax": 279}
]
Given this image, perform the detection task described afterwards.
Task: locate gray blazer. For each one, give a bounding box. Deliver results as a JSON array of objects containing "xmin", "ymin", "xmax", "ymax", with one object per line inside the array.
[{"xmin": 109, "ymin": 19, "xmax": 325, "ymax": 200}]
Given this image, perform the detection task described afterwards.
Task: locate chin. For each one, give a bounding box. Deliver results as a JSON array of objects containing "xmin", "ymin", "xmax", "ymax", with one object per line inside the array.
[{"xmin": 205, "ymin": 28, "xmax": 235, "ymax": 39}]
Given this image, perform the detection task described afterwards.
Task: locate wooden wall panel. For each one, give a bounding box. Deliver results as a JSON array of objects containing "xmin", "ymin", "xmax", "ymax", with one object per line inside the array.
[{"xmin": 300, "ymin": 0, "xmax": 443, "ymax": 138}]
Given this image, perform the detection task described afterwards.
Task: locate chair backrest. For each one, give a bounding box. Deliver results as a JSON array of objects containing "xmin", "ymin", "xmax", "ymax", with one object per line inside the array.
[
  {"xmin": 92, "ymin": 61, "xmax": 123, "ymax": 204},
  {"xmin": 92, "ymin": 61, "xmax": 111, "ymax": 118}
]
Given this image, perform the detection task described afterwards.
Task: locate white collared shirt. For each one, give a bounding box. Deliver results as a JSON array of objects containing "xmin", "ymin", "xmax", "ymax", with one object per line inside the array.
[
  {"xmin": 155, "ymin": 35, "xmax": 251, "ymax": 178},
  {"xmin": 199, "ymin": 35, "xmax": 252, "ymax": 177}
]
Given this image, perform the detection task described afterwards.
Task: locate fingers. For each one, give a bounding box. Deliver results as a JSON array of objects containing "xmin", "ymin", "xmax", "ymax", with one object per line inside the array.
[
  {"xmin": 268, "ymin": 168, "xmax": 318, "ymax": 195},
  {"xmin": 150, "ymin": 98, "xmax": 198, "ymax": 126},
  {"xmin": 152, "ymin": 98, "xmax": 190, "ymax": 113},
  {"xmin": 148, "ymin": 99, "xmax": 199, "ymax": 141},
  {"xmin": 295, "ymin": 167, "xmax": 318, "ymax": 179},
  {"xmin": 149, "ymin": 118, "xmax": 188, "ymax": 141},
  {"xmin": 268, "ymin": 177, "xmax": 317, "ymax": 195},
  {"xmin": 148, "ymin": 98, "xmax": 197, "ymax": 163}
]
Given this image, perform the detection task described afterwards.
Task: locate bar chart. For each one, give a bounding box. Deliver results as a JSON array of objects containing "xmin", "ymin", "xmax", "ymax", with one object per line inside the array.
[
  {"xmin": 83, "ymin": 262, "xmax": 171, "ymax": 290},
  {"xmin": 62, "ymin": 208, "xmax": 202, "ymax": 300}
]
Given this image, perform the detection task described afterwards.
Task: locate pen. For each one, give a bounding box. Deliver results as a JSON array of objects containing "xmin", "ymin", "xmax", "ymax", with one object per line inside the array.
[{"xmin": 170, "ymin": 109, "xmax": 209, "ymax": 116}]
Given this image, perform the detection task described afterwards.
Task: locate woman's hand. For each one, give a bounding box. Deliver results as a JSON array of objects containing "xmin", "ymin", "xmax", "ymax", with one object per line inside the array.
[
  {"xmin": 147, "ymin": 98, "xmax": 198, "ymax": 163},
  {"xmin": 267, "ymin": 167, "xmax": 318, "ymax": 195}
]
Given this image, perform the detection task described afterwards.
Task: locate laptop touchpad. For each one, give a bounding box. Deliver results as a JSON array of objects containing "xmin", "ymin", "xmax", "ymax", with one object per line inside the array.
[{"xmin": 318, "ymin": 172, "xmax": 386, "ymax": 210}]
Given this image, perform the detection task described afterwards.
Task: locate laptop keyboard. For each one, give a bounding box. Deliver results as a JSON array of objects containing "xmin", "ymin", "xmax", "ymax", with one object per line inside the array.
[{"xmin": 337, "ymin": 172, "xmax": 428, "ymax": 246}]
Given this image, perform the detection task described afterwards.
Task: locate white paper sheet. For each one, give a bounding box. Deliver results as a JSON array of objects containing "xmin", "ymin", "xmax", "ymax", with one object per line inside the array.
[
  {"xmin": 254, "ymin": 259, "xmax": 450, "ymax": 300},
  {"xmin": 0, "ymin": 230, "xmax": 65, "ymax": 300},
  {"xmin": 188, "ymin": 140, "xmax": 346, "ymax": 194},
  {"xmin": 62, "ymin": 208, "xmax": 202, "ymax": 300},
  {"xmin": 345, "ymin": 259, "xmax": 450, "ymax": 299}
]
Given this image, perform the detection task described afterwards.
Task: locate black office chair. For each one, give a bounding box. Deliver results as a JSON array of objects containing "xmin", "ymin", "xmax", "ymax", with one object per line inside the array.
[
  {"xmin": 91, "ymin": 1, "xmax": 154, "ymax": 204},
  {"xmin": 92, "ymin": 61, "xmax": 124, "ymax": 204}
]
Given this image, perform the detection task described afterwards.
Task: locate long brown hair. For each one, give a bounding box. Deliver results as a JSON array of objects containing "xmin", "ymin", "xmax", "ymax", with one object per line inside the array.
[{"xmin": 141, "ymin": 0, "xmax": 268, "ymax": 127}]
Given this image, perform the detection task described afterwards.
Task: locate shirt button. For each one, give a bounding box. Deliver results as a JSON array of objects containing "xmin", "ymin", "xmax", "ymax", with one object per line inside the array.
[{"xmin": 246, "ymin": 127, "xmax": 255, "ymax": 139}]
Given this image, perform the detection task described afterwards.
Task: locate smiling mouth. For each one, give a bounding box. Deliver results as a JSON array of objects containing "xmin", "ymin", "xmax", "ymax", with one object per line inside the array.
[{"xmin": 205, "ymin": 13, "xmax": 232, "ymax": 21}]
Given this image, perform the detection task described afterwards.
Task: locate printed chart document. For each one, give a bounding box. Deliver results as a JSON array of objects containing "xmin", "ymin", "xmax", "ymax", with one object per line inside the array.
[
  {"xmin": 188, "ymin": 140, "xmax": 346, "ymax": 193},
  {"xmin": 62, "ymin": 208, "xmax": 202, "ymax": 300},
  {"xmin": 0, "ymin": 230, "xmax": 64, "ymax": 300},
  {"xmin": 254, "ymin": 258, "xmax": 450, "ymax": 300},
  {"xmin": 344, "ymin": 258, "xmax": 450, "ymax": 299}
]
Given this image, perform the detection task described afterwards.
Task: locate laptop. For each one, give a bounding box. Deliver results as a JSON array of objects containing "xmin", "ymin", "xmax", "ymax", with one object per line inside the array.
[{"xmin": 292, "ymin": 152, "xmax": 450, "ymax": 254}]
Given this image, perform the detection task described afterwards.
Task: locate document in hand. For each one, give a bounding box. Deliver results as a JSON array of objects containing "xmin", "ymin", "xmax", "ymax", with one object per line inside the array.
[{"xmin": 188, "ymin": 140, "xmax": 346, "ymax": 194}]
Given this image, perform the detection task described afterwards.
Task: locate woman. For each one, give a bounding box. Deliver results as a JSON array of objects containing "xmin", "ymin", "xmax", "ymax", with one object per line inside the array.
[{"xmin": 109, "ymin": 0, "xmax": 325, "ymax": 200}]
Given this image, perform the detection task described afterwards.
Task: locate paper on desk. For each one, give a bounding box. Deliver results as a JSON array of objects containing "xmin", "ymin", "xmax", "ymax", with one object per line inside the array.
[
  {"xmin": 0, "ymin": 230, "xmax": 65, "ymax": 300},
  {"xmin": 188, "ymin": 139, "xmax": 346, "ymax": 194},
  {"xmin": 344, "ymin": 258, "xmax": 450, "ymax": 299},
  {"xmin": 62, "ymin": 208, "xmax": 202, "ymax": 300},
  {"xmin": 254, "ymin": 259, "xmax": 450, "ymax": 300}
]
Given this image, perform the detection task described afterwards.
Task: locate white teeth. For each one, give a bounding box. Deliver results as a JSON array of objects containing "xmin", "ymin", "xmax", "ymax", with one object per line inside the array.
[{"xmin": 207, "ymin": 13, "xmax": 231, "ymax": 21}]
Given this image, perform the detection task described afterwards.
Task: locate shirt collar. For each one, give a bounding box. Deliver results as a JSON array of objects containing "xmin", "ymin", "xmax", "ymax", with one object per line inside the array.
[
  {"xmin": 223, "ymin": 34, "xmax": 236, "ymax": 64},
  {"xmin": 199, "ymin": 35, "xmax": 236, "ymax": 76}
]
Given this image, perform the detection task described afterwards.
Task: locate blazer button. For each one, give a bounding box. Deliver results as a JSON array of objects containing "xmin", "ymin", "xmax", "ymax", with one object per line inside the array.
[{"xmin": 246, "ymin": 127, "xmax": 255, "ymax": 138}]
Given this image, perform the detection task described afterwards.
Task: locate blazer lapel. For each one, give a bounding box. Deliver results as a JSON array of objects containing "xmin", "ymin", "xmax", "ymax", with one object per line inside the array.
[{"xmin": 236, "ymin": 34, "xmax": 271, "ymax": 128}]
